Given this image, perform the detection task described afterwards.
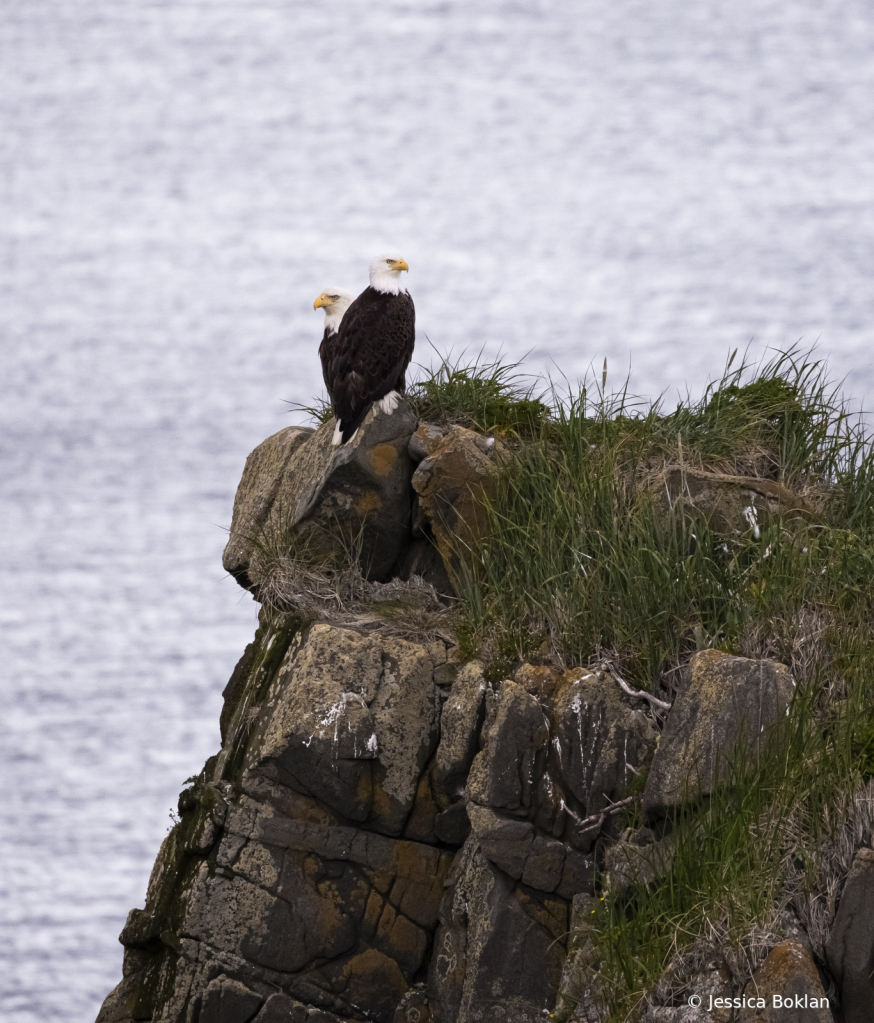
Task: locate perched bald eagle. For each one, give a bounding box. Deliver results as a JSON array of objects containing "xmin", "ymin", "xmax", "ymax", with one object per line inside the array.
[
  {"xmin": 313, "ymin": 288, "xmax": 353, "ymax": 400},
  {"xmin": 327, "ymin": 255, "xmax": 416, "ymax": 446}
]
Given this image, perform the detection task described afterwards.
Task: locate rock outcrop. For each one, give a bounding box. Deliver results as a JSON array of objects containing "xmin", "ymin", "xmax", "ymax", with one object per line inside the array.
[
  {"xmin": 739, "ymin": 941, "xmax": 832, "ymax": 1022},
  {"xmin": 825, "ymin": 846, "xmax": 874, "ymax": 1023},
  {"xmin": 97, "ymin": 607, "xmax": 660, "ymax": 1023},
  {"xmin": 643, "ymin": 650, "xmax": 795, "ymax": 816},
  {"xmin": 99, "ymin": 412, "xmax": 862, "ymax": 1023},
  {"xmin": 410, "ymin": 425, "xmax": 503, "ymax": 580},
  {"xmin": 224, "ymin": 401, "xmax": 418, "ymax": 592},
  {"xmin": 222, "ymin": 425, "xmax": 316, "ymax": 590},
  {"xmin": 99, "ymin": 617, "xmax": 454, "ymax": 1023},
  {"xmin": 652, "ymin": 467, "xmax": 812, "ymax": 538}
]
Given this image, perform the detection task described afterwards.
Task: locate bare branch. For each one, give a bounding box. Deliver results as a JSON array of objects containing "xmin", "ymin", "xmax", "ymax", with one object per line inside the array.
[
  {"xmin": 562, "ymin": 795, "xmax": 634, "ymax": 836},
  {"xmin": 604, "ymin": 661, "xmax": 672, "ymax": 712}
]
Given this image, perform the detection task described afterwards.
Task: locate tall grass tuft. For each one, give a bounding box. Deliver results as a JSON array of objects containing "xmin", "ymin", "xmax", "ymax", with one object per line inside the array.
[
  {"xmin": 446, "ymin": 347, "xmax": 874, "ymax": 1016},
  {"xmin": 287, "ymin": 349, "xmax": 553, "ymax": 435},
  {"xmin": 592, "ymin": 678, "xmax": 874, "ymax": 1019},
  {"xmin": 460, "ymin": 348, "xmax": 874, "ymax": 687},
  {"xmin": 407, "ymin": 349, "xmax": 552, "ymax": 435}
]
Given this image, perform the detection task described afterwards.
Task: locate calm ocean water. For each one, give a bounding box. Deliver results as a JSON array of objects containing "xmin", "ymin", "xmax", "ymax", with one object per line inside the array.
[{"xmin": 2, "ymin": 1, "xmax": 873, "ymax": 1019}]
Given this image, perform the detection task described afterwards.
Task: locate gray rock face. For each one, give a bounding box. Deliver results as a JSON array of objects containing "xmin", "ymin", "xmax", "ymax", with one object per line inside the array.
[
  {"xmin": 456, "ymin": 666, "xmax": 655, "ymax": 902},
  {"xmin": 462, "ymin": 804, "xmax": 595, "ymax": 899},
  {"xmin": 252, "ymin": 993, "xmax": 311, "ymax": 1023},
  {"xmin": 430, "ymin": 661, "xmax": 489, "ymax": 810},
  {"xmin": 555, "ymin": 893, "xmax": 603, "ymax": 1023},
  {"xmin": 467, "ymin": 680, "xmax": 550, "ymax": 812},
  {"xmin": 223, "ymin": 426, "xmax": 316, "ymax": 589},
  {"xmin": 643, "ymin": 650, "xmax": 796, "ymax": 816},
  {"xmin": 410, "ymin": 425, "xmax": 503, "ymax": 581},
  {"xmin": 224, "ymin": 401, "xmax": 417, "ymax": 591},
  {"xmin": 603, "ymin": 827, "xmax": 677, "ymax": 899},
  {"xmin": 470, "ymin": 667, "xmax": 656, "ymax": 854},
  {"xmin": 391, "ymin": 987, "xmax": 431, "ymax": 1023},
  {"xmin": 98, "ymin": 617, "xmax": 453, "ymax": 1023},
  {"xmin": 199, "ymin": 976, "xmax": 263, "ymax": 1023},
  {"xmin": 466, "ymin": 804, "xmax": 535, "ymax": 880},
  {"xmin": 547, "ymin": 667, "xmax": 656, "ymax": 845},
  {"xmin": 97, "ymin": 584, "xmax": 827, "ymax": 1023},
  {"xmin": 407, "ymin": 422, "xmax": 446, "ymax": 463},
  {"xmin": 98, "ymin": 604, "xmax": 661, "ymax": 1023},
  {"xmin": 825, "ymin": 845, "xmax": 874, "ymax": 1023},
  {"xmin": 427, "ymin": 837, "xmax": 567, "ymax": 1023},
  {"xmin": 247, "ymin": 625, "xmax": 439, "ymax": 830}
]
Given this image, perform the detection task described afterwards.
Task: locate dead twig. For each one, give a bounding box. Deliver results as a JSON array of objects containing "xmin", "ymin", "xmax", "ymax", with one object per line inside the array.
[
  {"xmin": 563, "ymin": 795, "xmax": 634, "ymax": 836},
  {"xmin": 604, "ymin": 661, "xmax": 672, "ymax": 712}
]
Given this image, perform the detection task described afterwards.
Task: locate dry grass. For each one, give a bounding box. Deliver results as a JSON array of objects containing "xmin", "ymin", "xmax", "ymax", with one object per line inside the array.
[
  {"xmin": 785, "ymin": 778, "xmax": 874, "ymax": 959},
  {"xmin": 736, "ymin": 608, "xmax": 834, "ymax": 692},
  {"xmin": 252, "ymin": 550, "xmax": 457, "ymax": 644},
  {"xmin": 243, "ymin": 502, "xmax": 457, "ymax": 643}
]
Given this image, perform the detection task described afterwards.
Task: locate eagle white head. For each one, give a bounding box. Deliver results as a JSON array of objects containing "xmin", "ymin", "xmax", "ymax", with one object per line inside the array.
[
  {"xmin": 313, "ymin": 288, "xmax": 353, "ymax": 333},
  {"xmin": 369, "ymin": 254, "xmax": 409, "ymax": 296}
]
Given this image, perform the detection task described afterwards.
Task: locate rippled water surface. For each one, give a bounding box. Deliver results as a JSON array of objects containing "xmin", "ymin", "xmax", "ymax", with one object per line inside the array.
[{"xmin": 2, "ymin": 1, "xmax": 873, "ymax": 1019}]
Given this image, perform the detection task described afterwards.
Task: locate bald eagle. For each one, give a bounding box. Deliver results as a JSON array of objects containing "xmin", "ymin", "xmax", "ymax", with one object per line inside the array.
[
  {"xmin": 327, "ymin": 255, "xmax": 416, "ymax": 446},
  {"xmin": 313, "ymin": 288, "xmax": 353, "ymax": 400}
]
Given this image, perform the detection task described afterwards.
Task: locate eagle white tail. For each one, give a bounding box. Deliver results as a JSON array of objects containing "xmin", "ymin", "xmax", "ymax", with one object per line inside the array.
[
  {"xmin": 377, "ymin": 390, "xmax": 401, "ymax": 414},
  {"xmin": 332, "ymin": 419, "xmax": 359, "ymax": 447},
  {"xmin": 332, "ymin": 391, "xmax": 400, "ymax": 447}
]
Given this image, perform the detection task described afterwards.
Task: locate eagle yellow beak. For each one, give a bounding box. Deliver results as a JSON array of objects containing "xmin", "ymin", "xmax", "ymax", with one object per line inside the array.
[
  {"xmin": 394, "ymin": 259, "xmax": 409, "ymax": 273},
  {"xmin": 313, "ymin": 294, "xmax": 328, "ymax": 310}
]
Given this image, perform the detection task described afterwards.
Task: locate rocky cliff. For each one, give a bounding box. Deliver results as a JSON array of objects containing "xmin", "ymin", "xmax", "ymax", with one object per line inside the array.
[{"xmin": 97, "ymin": 396, "xmax": 874, "ymax": 1023}]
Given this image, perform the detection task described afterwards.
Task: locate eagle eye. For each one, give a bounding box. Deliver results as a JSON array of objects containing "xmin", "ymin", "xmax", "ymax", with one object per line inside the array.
[{"xmin": 386, "ymin": 259, "xmax": 393, "ymax": 265}]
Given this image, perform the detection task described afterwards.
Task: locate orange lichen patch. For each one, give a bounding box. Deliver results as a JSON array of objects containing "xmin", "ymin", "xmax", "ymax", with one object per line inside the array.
[
  {"xmin": 340, "ymin": 947, "xmax": 408, "ymax": 1004},
  {"xmin": 515, "ymin": 663, "xmax": 563, "ymax": 703},
  {"xmin": 740, "ymin": 940, "xmax": 831, "ymax": 1022},
  {"xmin": 354, "ymin": 491, "xmax": 383, "ymax": 516},
  {"xmin": 369, "ymin": 443, "xmax": 398, "ymax": 478}
]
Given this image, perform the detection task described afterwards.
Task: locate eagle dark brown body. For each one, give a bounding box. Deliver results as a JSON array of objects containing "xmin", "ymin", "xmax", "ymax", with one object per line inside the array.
[
  {"xmin": 313, "ymin": 289, "xmax": 353, "ymax": 403},
  {"xmin": 328, "ymin": 285, "xmax": 416, "ymax": 445},
  {"xmin": 318, "ymin": 327, "xmax": 339, "ymax": 401}
]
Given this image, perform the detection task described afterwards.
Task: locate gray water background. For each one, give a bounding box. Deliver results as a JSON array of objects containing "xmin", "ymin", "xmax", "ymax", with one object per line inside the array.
[{"xmin": 2, "ymin": 1, "xmax": 873, "ymax": 1019}]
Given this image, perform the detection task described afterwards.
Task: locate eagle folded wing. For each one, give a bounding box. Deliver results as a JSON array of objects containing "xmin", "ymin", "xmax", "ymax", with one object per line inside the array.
[{"xmin": 330, "ymin": 288, "xmax": 415, "ymax": 444}]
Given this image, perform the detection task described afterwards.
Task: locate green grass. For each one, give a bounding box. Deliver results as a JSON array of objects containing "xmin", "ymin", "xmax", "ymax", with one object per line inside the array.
[
  {"xmin": 440, "ymin": 347, "xmax": 874, "ymax": 1017},
  {"xmin": 591, "ymin": 674, "xmax": 874, "ymax": 1019},
  {"xmin": 457, "ymin": 348, "xmax": 874, "ymax": 688},
  {"xmin": 406, "ymin": 350, "xmax": 552, "ymax": 435},
  {"xmin": 290, "ymin": 349, "xmax": 553, "ymax": 435}
]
